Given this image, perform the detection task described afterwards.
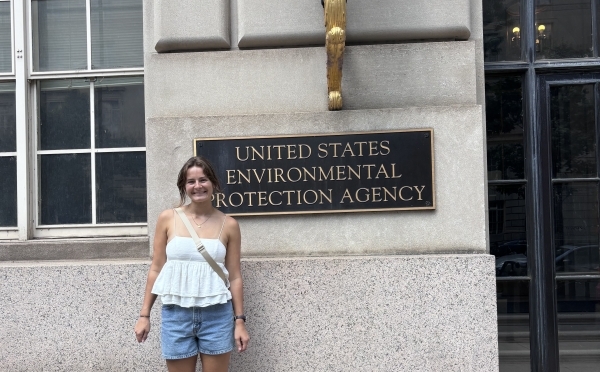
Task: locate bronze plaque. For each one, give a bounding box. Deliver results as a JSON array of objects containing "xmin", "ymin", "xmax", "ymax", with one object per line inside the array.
[{"xmin": 194, "ymin": 130, "xmax": 435, "ymax": 216}]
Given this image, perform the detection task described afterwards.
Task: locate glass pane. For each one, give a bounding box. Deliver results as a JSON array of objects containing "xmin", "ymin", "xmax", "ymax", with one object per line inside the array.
[
  {"xmin": 0, "ymin": 1, "xmax": 11, "ymax": 73},
  {"xmin": 486, "ymin": 76, "xmax": 524, "ymax": 180},
  {"xmin": 483, "ymin": 0, "xmax": 521, "ymax": 62},
  {"xmin": 40, "ymin": 153, "xmax": 91, "ymax": 224},
  {"xmin": 551, "ymin": 84, "xmax": 596, "ymax": 179},
  {"xmin": 0, "ymin": 156, "xmax": 17, "ymax": 227},
  {"xmin": 40, "ymin": 79, "xmax": 90, "ymax": 150},
  {"xmin": 535, "ymin": 0, "xmax": 593, "ymax": 59},
  {"xmin": 556, "ymin": 278, "xmax": 600, "ymax": 372},
  {"xmin": 554, "ymin": 182, "xmax": 599, "ymax": 274},
  {"xmin": 95, "ymin": 77, "xmax": 145, "ymax": 148},
  {"xmin": 489, "ymin": 184, "xmax": 528, "ymax": 276},
  {"xmin": 497, "ymin": 280, "xmax": 531, "ymax": 372},
  {"xmin": 91, "ymin": 0, "xmax": 143, "ymax": 69},
  {"xmin": 96, "ymin": 152, "xmax": 147, "ymax": 223},
  {"xmin": 0, "ymin": 82, "xmax": 16, "ymax": 152},
  {"xmin": 32, "ymin": 0, "xmax": 87, "ymax": 72}
]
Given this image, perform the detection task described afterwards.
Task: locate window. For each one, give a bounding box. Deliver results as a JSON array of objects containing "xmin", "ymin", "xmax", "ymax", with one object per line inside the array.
[
  {"xmin": 0, "ymin": 82, "xmax": 16, "ymax": 229},
  {"xmin": 30, "ymin": 0, "xmax": 143, "ymax": 72},
  {"xmin": 35, "ymin": 78, "xmax": 146, "ymax": 233},
  {"xmin": 0, "ymin": 0, "xmax": 12, "ymax": 73},
  {"xmin": 484, "ymin": 0, "xmax": 600, "ymax": 371},
  {"xmin": 1, "ymin": 0, "xmax": 146, "ymax": 240}
]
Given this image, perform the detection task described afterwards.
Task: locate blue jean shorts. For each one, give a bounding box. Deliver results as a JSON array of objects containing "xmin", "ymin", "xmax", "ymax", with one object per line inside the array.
[{"xmin": 161, "ymin": 301, "xmax": 235, "ymax": 359}]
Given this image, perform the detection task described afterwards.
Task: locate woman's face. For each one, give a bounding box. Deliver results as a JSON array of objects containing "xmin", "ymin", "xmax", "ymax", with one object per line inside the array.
[{"xmin": 185, "ymin": 166, "xmax": 214, "ymax": 203}]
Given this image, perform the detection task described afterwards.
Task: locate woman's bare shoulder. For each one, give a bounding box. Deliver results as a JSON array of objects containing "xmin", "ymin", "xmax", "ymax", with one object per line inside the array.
[
  {"xmin": 157, "ymin": 208, "xmax": 176, "ymax": 225},
  {"xmin": 222, "ymin": 214, "xmax": 240, "ymax": 232}
]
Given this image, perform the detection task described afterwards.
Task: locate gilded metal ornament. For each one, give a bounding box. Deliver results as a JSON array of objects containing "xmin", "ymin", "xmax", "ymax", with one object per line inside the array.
[{"xmin": 324, "ymin": 0, "xmax": 346, "ymax": 111}]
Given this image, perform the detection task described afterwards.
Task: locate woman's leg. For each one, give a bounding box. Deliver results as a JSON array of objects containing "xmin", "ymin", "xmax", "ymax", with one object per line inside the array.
[
  {"xmin": 166, "ymin": 355, "xmax": 198, "ymax": 372},
  {"xmin": 199, "ymin": 352, "xmax": 231, "ymax": 372}
]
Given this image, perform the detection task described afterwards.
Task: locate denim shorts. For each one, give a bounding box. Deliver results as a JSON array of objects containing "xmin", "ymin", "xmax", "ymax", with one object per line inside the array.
[{"xmin": 161, "ymin": 301, "xmax": 235, "ymax": 359}]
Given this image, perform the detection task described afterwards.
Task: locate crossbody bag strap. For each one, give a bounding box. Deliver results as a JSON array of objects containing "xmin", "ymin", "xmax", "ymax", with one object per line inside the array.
[{"xmin": 174, "ymin": 208, "xmax": 229, "ymax": 286}]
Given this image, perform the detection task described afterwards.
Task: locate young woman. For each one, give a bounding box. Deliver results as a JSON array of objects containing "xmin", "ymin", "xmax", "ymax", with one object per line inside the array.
[{"xmin": 135, "ymin": 156, "xmax": 250, "ymax": 372}]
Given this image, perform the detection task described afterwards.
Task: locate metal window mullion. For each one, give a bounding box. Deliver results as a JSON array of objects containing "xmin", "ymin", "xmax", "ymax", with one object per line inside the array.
[
  {"xmin": 86, "ymin": 0, "xmax": 91, "ymax": 70},
  {"xmin": 14, "ymin": 0, "xmax": 29, "ymax": 240},
  {"xmin": 94, "ymin": 147, "xmax": 146, "ymax": 153},
  {"xmin": 29, "ymin": 68, "xmax": 144, "ymax": 80},
  {"xmin": 596, "ymin": 82, "xmax": 600, "ymax": 247},
  {"xmin": 527, "ymin": 72, "xmax": 560, "ymax": 372},
  {"xmin": 521, "ymin": 2, "xmax": 561, "ymax": 370},
  {"xmin": 9, "ymin": 0, "xmax": 14, "ymax": 74},
  {"xmin": 487, "ymin": 179, "xmax": 528, "ymax": 185},
  {"xmin": 37, "ymin": 223, "xmax": 147, "ymax": 229},
  {"xmin": 0, "ymin": 152, "xmax": 17, "ymax": 157},
  {"xmin": 32, "ymin": 82, "xmax": 40, "ymax": 229},
  {"xmin": 90, "ymin": 81, "xmax": 96, "ymax": 224},
  {"xmin": 593, "ymin": 0, "xmax": 598, "ymax": 58},
  {"xmin": 551, "ymin": 177, "xmax": 600, "ymax": 183},
  {"xmin": 522, "ymin": 0, "xmax": 535, "ymax": 65},
  {"xmin": 37, "ymin": 149, "xmax": 92, "ymax": 155},
  {"xmin": 496, "ymin": 276, "xmax": 531, "ymax": 282},
  {"xmin": 28, "ymin": 0, "xmax": 35, "ymax": 73}
]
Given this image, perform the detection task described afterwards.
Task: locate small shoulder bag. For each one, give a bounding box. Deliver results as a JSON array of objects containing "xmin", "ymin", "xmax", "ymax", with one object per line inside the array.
[{"xmin": 174, "ymin": 208, "xmax": 229, "ymax": 287}]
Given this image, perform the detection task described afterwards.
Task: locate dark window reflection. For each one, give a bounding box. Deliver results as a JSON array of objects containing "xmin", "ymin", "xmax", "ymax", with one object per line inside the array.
[
  {"xmin": 96, "ymin": 152, "xmax": 147, "ymax": 223},
  {"xmin": 553, "ymin": 182, "xmax": 599, "ymax": 274},
  {"xmin": 0, "ymin": 83, "xmax": 16, "ymax": 153},
  {"xmin": 0, "ymin": 156, "xmax": 17, "ymax": 227},
  {"xmin": 556, "ymin": 278, "xmax": 600, "ymax": 371},
  {"xmin": 497, "ymin": 280, "xmax": 531, "ymax": 372},
  {"xmin": 551, "ymin": 84, "xmax": 596, "ymax": 178},
  {"xmin": 40, "ymin": 80, "xmax": 90, "ymax": 150},
  {"xmin": 486, "ymin": 76, "xmax": 524, "ymax": 180},
  {"xmin": 483, "ymin": 0, "xmax": 521, "ymax": 62},
  {"xmin": 535, "ymin": 0, "xmax": 593, "ymax": 59},
  {"xmin": 40, "ymin": 154, "xmax": 91, "ymax": 224},
  {"xmin": 489, "ymin": 185, "xmax": 528, "ymax": 277},
  {"xmin": 95, "ymin": 78, "xmax": 145, "ymax": 148}
]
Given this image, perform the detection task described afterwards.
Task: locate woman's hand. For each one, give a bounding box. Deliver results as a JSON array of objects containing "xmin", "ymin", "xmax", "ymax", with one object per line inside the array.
[
  {"xmin": 234, "ymin": 321, "xmax": 250, "ymax": 352},
  {"xmin": 134, "ymin": 317, "xmax": 151, "ymax": 343}
]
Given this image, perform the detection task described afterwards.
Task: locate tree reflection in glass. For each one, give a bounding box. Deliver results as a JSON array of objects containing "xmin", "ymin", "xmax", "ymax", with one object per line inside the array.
[
  {"xmin": 486, "ymin": 76, "xmax": 524, "ymax": 181},
  {"xmin": 551, "ymin": 84, "xmax": 596, "ymax": 179},
  {"xmin": 535, "ymin": 0, "xmax": 593, "ymax": 59},
  {"xmin": 483, "ymin": 0, "xmax": 521, "ymax": 62}
]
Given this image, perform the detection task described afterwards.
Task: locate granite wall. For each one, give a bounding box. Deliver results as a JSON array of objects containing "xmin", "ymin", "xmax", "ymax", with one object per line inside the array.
[{"xmin": 0, "ymin": 255, "xmax": 497, "ymax": 371}]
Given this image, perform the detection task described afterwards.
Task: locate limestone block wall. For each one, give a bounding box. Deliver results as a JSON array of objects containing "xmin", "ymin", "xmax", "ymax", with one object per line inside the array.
[
  {"xmin": 142, "ymin": 0, "xmax": 489, "ymax": 258},
  {"xmin": 150, "ymin": 0, "xmax": 472, "ymax": 52},
  {"xmin": 146, "ymin": 106, "xmax": 487, "ymax": 257}
]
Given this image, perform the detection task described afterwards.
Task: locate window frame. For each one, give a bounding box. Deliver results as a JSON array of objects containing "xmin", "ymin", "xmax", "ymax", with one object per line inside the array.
[
  {"xmin": 31, "ymin": 76, "xmax": 147, "ymax": 237},
  {"xmin": 485, "ymin": 1, "xmax": 600, "ymax": 371},
  {"xmin": 0, "ymin": 81, "xmax": 17, "ymax": 233},
  {"xmin": 27, "ymin": 0, "xmax": 144, "ymax": 76},
  {"xmin": 1, "ymin": 0, "xmax": 147, "ymax": 241}
]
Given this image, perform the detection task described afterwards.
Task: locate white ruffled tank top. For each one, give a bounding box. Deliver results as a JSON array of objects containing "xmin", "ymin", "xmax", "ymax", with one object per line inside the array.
[{"xmin": 151, "ymin": 211, "xmax": 231, "ymax": 308}]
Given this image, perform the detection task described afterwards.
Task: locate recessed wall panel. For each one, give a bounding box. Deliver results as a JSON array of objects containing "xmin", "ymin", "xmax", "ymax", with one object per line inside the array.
[{"xmin": 154, "ymin": 0, "xmax": 230, "ymax": 52}]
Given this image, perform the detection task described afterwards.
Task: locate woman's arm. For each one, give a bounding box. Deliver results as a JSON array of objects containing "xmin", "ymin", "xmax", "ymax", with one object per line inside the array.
[
  {"xmin": 134, "ymin": 210, "xmax": 170, "ymax": 343},
  {"xmin": 224, "ymin": 216, "xmax": 250, "ymax": 352}
]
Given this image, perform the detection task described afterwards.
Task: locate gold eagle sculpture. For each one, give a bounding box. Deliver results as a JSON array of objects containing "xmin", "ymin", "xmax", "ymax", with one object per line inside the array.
[{"xmin": 323, "ymin": 0, "xmax": 346, "ymax": 110}]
